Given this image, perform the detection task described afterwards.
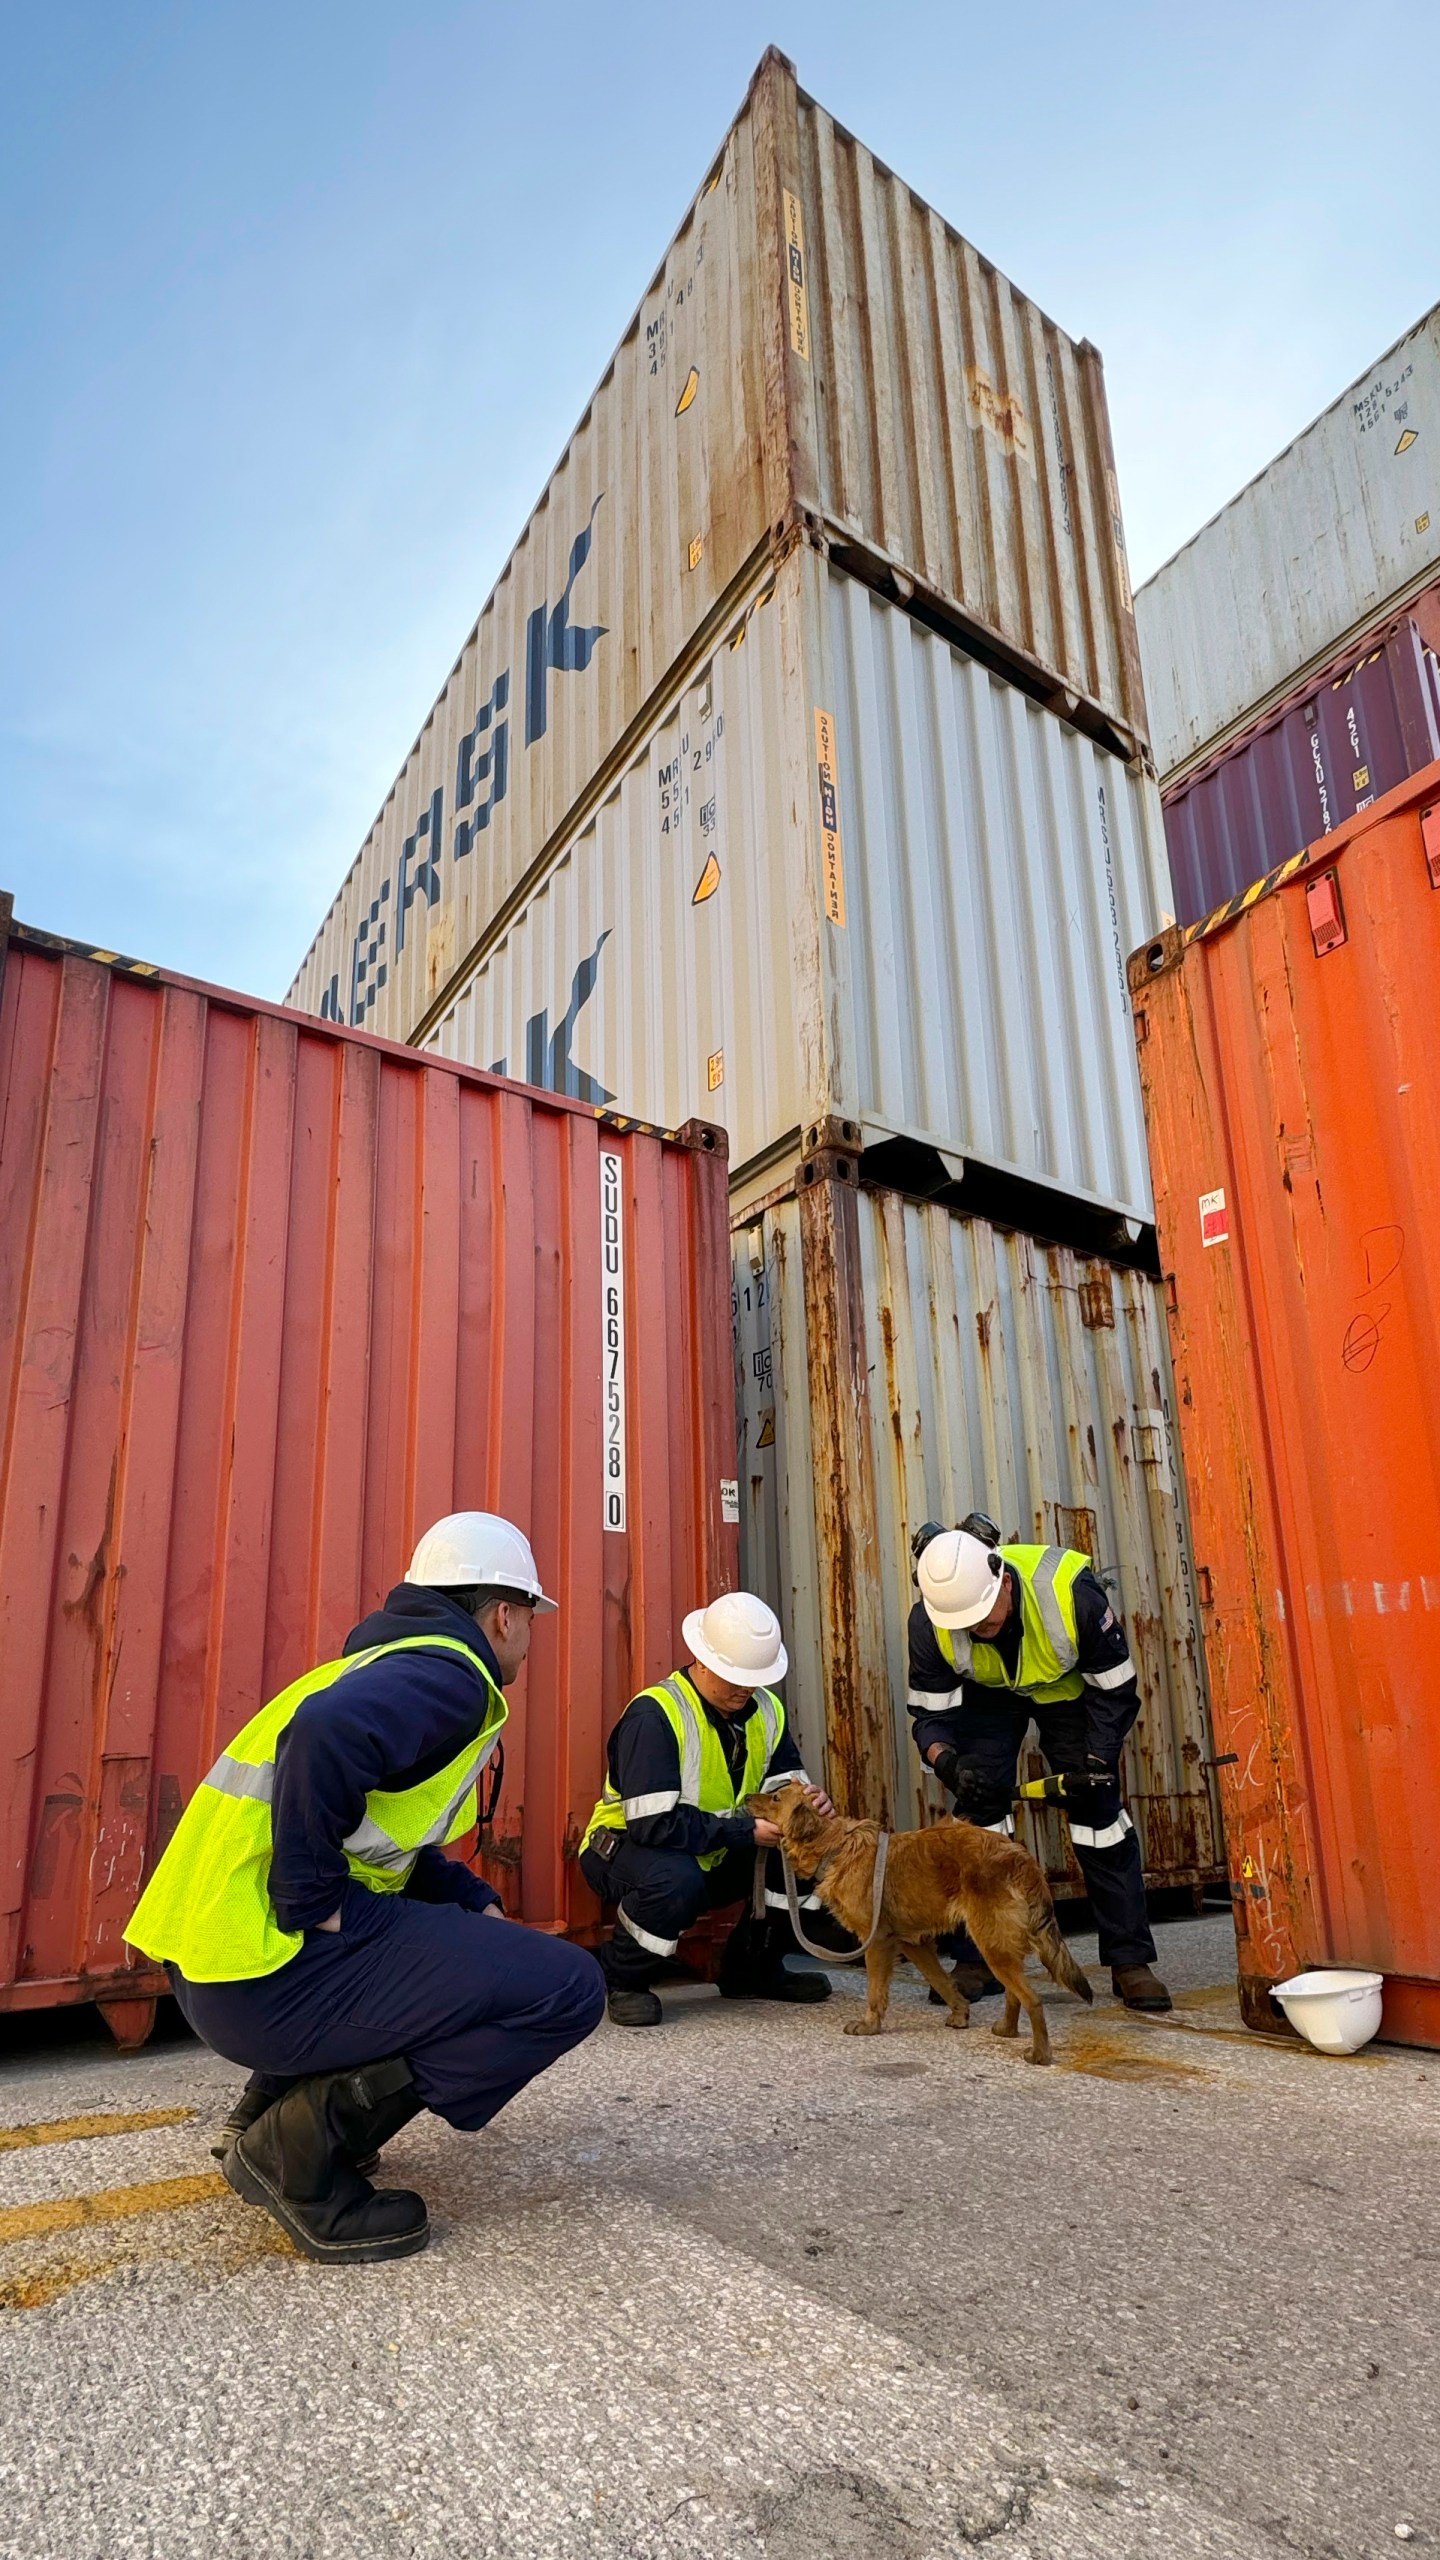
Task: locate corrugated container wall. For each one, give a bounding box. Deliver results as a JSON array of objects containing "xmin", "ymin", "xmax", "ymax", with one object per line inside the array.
[
  {"xmin": 287, "ymin": 46, "xmax": 1149, "ymax": 1049},
  {"xmin": 424, "ymin": 546, "xmax": 1170, "ymax": 1227},
  {"xmin": 1129, "ymin": 765, "xmax": 1440, "ymax": 2049},
  {"xmin": 732, "ymin": 1161, "xmax": 1219, "ymax": 1890},
  {"xmin": 1161, "ymin": 583, "xmax": 1440, "ymax": 926},
  {"xmin": 0, "ymin": 911, "xmax": 737, "ymax": 2040},
  {"xmin": 1137, "ymin": 305, "xmax": 1440, "ymax": 781}
]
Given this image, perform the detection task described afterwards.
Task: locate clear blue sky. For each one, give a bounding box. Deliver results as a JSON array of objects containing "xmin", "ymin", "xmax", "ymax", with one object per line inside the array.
[{"xmin": 5, "ymin": 1, "xmax": 1437, "ymax": 995}]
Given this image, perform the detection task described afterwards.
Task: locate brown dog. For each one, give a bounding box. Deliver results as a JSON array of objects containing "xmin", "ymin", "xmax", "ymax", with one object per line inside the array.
[{"xmin": 751, "ymin": 1780, "xmax": 1094, "ymax": 2063}]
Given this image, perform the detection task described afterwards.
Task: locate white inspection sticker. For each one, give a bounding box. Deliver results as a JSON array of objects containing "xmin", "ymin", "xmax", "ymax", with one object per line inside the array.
[
  {"xmin": 600, "ymin": 1149, "xmax": 627, "ymax": 1530},
  {"xmin": 1199, "ymin": 1188, "xmax": 1229, "ymax": 1248},
  {"xmin": 720, "ymin": 1478, "xmax": 740, "ymax": 1525}
]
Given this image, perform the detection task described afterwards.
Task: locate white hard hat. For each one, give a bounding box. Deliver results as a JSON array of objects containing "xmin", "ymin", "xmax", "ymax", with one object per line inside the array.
[
  {"xmin": 405, "ymin": 1512, "xmax": 557, "ymax": 1611},
  {"xmin": 682, "ymin": 1590, "xmax": 788, "ymax": 1687},
  {"xmin": 917, "ymin": 1528, "xmax": 1005, "ymax": 1630}
]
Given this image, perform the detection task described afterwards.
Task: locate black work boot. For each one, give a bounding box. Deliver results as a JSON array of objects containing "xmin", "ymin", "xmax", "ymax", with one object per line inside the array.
[
  {"xmin": 930, "ymin": 1961, "xmax": 1002, "ymax": 2006},
  {"xmin": 211, "ymin": 2072, "xmax": 296, "ymax": 2160},
  {"xmin": 212, "ymin": 2070, "xmax": 381, "ymax": 2177},
  {"xmin": 224, "ymin": 2057, "xmax": 429, "ymax": 2263},
  {"xmin": 606, "ymin": 1986, "xmax": 664, "ymax": 2028},
  {"xmin": 717, "ymin": 1915, "xmax": 832, "ymax": 2006}
]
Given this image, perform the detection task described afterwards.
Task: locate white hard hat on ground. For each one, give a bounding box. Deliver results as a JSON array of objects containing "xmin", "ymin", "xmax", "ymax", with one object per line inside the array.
[
  {"xmin": 406, "ymin": 1512, "xmax": 558, "ymax": 1611},
  {"xmin": 682, "ymin": 1591, "xmax": 788, "ymax": 1687},
  {"xmin": 917, "ymin": 1528, "xmax": 1006, "ymax": 1630}
]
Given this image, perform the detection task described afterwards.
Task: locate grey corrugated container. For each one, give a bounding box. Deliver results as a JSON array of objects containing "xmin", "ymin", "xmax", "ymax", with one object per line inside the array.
[
  {"xmin": 1137, "ymin": 305, "xmax": 1440, "ymax": 782},
  {"xmin": 732, "ymin": 1167, "xmax": 1219, "ymax": 1888},
  {"xmin": 287, "ymin": 47, "xmax": 1150, "ymax": 1046},
  {"xmin": 422, "ymin": 546, "xmax": 1170, "ymax": 1227}
]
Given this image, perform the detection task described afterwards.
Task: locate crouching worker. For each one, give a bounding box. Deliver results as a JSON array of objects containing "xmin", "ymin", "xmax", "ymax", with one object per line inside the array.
[
  {"xmin": 125, "ymin": 1513, "xmax": 604, "ymax": 2265},
  {"xmin": 579, "ymin": 1592, "xmax": 836, "ymax": 2027}
]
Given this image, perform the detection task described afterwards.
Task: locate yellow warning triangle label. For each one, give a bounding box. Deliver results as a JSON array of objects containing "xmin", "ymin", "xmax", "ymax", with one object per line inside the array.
[
  {"xmin": 756, "ymin": 1410, "xmax": 775, "ymax": 1449},
  {"xmin": 675, "ymin": 367, "xmax": 699, "ymax": 417},
  {"xmin": 692, "ymin": 853, "xmax": 721, "ymax": 904}
]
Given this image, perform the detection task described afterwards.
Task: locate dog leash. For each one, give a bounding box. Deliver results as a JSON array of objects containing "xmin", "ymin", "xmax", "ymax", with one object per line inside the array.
[{"xmin": 752, "ymin": 1835, "xmax": 891, "ymax": 1965}]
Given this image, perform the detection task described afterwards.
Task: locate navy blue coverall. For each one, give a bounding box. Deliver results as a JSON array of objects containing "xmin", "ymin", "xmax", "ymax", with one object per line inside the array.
[
  {"xmin": 169, "ymin": 1587, "xmax": 604, "ymax": 2129},
  {"xmin": 577, "ymin": 1681, "xmax": 831, "ymax": 1989},
  {"xmin": 907, "ymin": 1566, "xmax": 1157, "ymax": 1969}
]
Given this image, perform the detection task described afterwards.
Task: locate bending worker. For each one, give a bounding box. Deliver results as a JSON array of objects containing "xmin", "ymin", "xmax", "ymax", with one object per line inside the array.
[
  {"xmin": 579, "ymin": 1591, "xmax": 835, "ymax": 2027},
  {"xmin": 125, "ymin": 1513, "xmax": 604, "ymax": 2265},
  {"xmin": 908, "ymin": 1524, "xmax": 1171, "ymax": 2012}
]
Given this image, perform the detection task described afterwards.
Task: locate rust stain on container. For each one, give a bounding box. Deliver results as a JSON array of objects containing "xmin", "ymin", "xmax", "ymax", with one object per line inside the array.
[
  {"xmin": 0, "ymin": 918, "xmax": 737, "ymax": 2026},
  {"xmin": 1131, "ymin": 762, "xmax": 1440, "ymax": 2047},
  {"xmin": 733, "ymin": 1168, "xmax": 1218, "ymax": 1887}
]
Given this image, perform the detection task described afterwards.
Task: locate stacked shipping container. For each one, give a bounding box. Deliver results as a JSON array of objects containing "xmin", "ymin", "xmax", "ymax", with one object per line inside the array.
[
  {"xmin": 1161, "ymin": 589, "xmax": 1440, "ymax": 925},
  {"xmin": 288, "ymin": 51, "xmax": 1216, "ymax": 1878},
  {"xmin": 1136, "ymin": 306, "xmax": 1440, "ymax": 923}
]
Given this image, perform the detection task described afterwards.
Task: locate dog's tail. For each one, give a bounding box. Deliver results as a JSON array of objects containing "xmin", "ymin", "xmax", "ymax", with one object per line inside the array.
[{"xmin": 1030, "ymin": 1897, "xmax": 1094, "ymax": 2004}]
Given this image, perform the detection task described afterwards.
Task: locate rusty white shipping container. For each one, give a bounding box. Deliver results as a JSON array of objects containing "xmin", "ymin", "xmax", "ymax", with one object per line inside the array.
[
  {"xmin": 732, "ymin": 1158, "xmax": 1219, "ymax": 1891},
  {"xmin": 423, "ymin": 545, "xmax": 1171, "ymax": 1227},
  {"xmin": 1137, "ymin": 304, "xmax": 1440, "ymax": 782},
  {"xmin": 287, "ymin": 45, "xmax": 1148, "ymax": 1048}
]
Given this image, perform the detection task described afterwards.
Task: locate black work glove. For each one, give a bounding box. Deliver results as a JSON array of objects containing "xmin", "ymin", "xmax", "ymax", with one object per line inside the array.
[
  {"xmin": 930, "ymin": 1748, "xmax": 989, "ymax": 1819},
  {"xmin": 1058, "ymin": 1760, "xmax": 1121, "ymax": 1821}
]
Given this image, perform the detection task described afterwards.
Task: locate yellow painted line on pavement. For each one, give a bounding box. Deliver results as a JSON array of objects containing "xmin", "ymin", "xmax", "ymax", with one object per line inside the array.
[
  {"xmin": 0, "ymin": 2171, "xmax": 227, "ymax": 2246},
  {"xmin": 0, "ymin": 2106, "xmax": 196, "ymax": 2153}
]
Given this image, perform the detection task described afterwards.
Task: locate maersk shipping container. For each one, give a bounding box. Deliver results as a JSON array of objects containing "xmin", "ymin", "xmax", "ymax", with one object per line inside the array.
[
  {"xmin": 423, "ymin": 545, "xmax": 1172, "ymax": 1227},
  {"xmin": 1162, "ymin": 582, "xmax": 1440, "ymax": 926},
  {"xmin": 287, "ymin": 46, "xmax": 1149, "ymax": 1049},
  {"xmin": 0, "ymin": 905, "xmax": 736, "ymax": 2040},
  {"xmin": 731, "ymin": 1158, "xmax": 1219, "ymax": 1893},
  {"xmin": 1137, "ymin": 305, "xmax": 1440, "ymax": 782}
]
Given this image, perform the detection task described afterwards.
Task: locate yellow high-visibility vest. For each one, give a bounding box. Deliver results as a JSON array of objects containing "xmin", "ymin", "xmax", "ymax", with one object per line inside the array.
[
  {"xmin": 582, "ymin": 1672, "xmax": 785, "ymax": 1871},
  {"xmin": 125, "ymin": 1636, "xmax": 506, "ymax": 1982},
  {"xmin": 935, "ymin": 1544, "xmax": 1088, "ymax": 1705}
]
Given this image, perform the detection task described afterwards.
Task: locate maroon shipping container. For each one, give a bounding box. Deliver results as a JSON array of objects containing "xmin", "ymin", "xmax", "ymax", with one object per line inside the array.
[
  {"xmin": 1161, "ymin": 585, "xmax": 1440, "ymax": 926},
  {"xmin": 0, "ymin": 906, "xmax": 737, "ymax": 2046}
]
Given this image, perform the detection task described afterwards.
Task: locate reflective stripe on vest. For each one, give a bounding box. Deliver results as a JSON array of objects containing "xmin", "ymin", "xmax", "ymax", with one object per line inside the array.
[
  {"xmin": 581, "ymin": 1674, "xmax": 786, "ymax": 1866},
  {"xmin": 125, "ymin": 1634, "xmax": 505, "ymax": 1983},
  {"xmin": 935, "ymin": 1546, "xmax": 1087, "ymax": 1704}
]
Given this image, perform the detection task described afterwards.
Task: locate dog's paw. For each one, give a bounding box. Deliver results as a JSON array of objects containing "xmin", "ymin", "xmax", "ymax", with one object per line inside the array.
[
  {"xmin": 945, "ymin": 2007, "xmax": 969, "ymax": 2030},
  {"xmin": 1023, "ymin": 2048, "xmax": 1053, "ymax": 2065},
  {"xmin": 843, "ymin": 2017, "xmax": 882, "ymax": 2037},
  {"xmin": 990, "ymin": 2018, "xmax": 1019, "ymax": 2039}
]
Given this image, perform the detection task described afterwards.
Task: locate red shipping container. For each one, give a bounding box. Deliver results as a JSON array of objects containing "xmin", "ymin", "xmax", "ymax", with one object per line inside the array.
[
  {"xmin": 1161, "ymin": 585, "xmax": 1440, "ymax": 927},
  {"xmin": 1129, "ymin": 766, "xmax": 1440, "ymax": 2048},
  {"xmin": 0, "ymin": 907, "xmax": 737, "ymax": 2046}
]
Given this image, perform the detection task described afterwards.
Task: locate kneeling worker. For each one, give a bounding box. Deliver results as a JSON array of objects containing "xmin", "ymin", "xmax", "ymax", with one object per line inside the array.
[
  {"xmin": 580, "ymin": 1592, "xmax": 834, "ymax": 2026},
  {"xmin": 909, "ymin": 1526, "xmax": 1171, "ymax": 2012},
  {"xmin": 125, "ymin": 1513, "xmax": 604, "ymax": 2264}
]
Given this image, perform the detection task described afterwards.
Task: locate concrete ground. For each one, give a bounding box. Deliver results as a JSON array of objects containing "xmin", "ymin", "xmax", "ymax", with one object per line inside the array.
[{"xmin": 0, "ymin": 1910, "xmax": 1434, "ymax": 2560}]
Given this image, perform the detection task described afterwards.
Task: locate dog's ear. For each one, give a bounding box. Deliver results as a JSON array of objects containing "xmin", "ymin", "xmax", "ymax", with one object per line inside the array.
[{"xmin": 785, "ymin": 1795, "xmax": 825, "ymax": 1846}]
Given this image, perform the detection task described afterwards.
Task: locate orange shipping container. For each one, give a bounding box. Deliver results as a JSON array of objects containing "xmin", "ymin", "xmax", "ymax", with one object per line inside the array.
[
  {"xmin": 0, "ymin": 905, "xmax": 736, "ymax": 2047},
  {"xmin": 1128, "ymin": 765, "xmax": 1440, "ymax": 2048}
]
